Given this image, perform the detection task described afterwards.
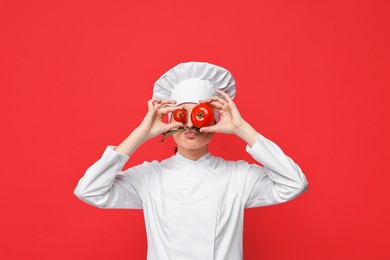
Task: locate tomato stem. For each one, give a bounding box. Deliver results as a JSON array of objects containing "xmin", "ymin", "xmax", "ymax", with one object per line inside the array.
[{"xmin": 160, "ymin": 127, "xmax": 200, "ymax": 142}]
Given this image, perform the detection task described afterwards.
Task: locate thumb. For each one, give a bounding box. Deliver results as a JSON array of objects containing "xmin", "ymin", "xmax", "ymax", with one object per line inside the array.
[
  {"xmin": 166, "ymin": 122, "xmax": 183, "ymax": 131},
  {"xmin": 200, "ymin": 125, "xmax": 218, "ymax": 133}
]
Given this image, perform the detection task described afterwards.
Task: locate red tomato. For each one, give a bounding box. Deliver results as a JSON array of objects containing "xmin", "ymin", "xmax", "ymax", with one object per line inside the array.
[
  {"xmin": 191, "ymin": 103, "xmax": 214, "ymax": 128},
  {"xmin": 173, "ymin": 109, "xmax": 187, "ymax": 123}
]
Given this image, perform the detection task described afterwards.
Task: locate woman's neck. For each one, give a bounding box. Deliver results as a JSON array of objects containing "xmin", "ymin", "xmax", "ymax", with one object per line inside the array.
[{"xmin": 177, "ymin": 146, "xmax": 209, "ymax": 161}]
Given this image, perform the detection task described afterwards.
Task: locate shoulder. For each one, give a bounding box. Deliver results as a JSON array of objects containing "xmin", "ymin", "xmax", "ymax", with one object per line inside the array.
[
  {"xmin": 209, "ymin": 154, "xmax": 252, "ymax": 174},
  {"xmin": 141, "ymin": 155, "xmax": 179, "ymax": 172},
  {"xmin": 121, "ymin": 158, "xmax": 165, "ymax": 176}
]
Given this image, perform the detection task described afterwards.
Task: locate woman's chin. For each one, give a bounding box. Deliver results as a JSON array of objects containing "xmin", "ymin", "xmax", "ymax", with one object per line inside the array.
[
  {"xmin": 173, "ymin": 132, "xmax": 213, "ymax": 151},
  {"xmin": 175, "ymin": 139, "xmax": 205, "ymax": 150},
  {"xmin": 180, "ymin": 141, "xmax": 203, "ymax": 150}
]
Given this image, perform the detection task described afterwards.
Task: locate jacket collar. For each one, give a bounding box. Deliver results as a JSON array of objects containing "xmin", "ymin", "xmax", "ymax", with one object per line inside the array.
[{"xmin": 173, "ymin": 151, "xmax": 213, "ymax": 165}]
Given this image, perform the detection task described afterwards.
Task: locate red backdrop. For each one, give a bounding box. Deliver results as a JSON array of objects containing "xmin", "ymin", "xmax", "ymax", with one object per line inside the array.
[{"xmin": 1, "ymin": 0, "xmax": 388, "ymax": 259}]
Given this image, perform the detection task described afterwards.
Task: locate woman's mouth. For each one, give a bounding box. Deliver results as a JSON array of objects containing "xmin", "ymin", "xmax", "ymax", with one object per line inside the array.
[{"xmin": 184, "ymin": 130, "xmax": 198, "ymax": 138}]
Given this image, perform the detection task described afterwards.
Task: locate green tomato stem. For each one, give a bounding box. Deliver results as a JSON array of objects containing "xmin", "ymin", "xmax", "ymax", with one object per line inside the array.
[{"xmin": 160, "ymin": 127, "xmax": 200, "ymax": 142}]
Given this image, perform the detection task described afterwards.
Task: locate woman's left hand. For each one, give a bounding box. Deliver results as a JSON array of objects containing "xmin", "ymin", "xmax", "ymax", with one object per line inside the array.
[{"xmin": 199, "ymin": 89, "xmax": 246, "ymax": 135}]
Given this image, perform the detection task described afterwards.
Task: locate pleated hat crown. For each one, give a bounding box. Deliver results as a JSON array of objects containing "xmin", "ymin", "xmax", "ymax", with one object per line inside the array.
[{"xmin": 153, "ymin": 62, "xmax": 236, "ymax": 106}]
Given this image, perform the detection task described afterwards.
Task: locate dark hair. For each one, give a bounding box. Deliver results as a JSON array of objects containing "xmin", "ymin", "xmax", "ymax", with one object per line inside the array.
[{"xmin": 174, "ymin": 146, "xmax": 178, "ymax": 154}]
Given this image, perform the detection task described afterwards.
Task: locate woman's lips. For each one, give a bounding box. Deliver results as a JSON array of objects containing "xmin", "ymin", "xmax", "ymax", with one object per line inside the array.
[{"xmin": 184, "ymin": 130, "xmax": 198, "ymax": 138}]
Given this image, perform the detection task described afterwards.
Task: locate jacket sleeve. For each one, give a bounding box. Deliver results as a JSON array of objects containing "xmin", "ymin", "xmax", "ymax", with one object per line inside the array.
[
  {"xmin": 243, "ymin": 133, "xmax": 309, "ymax": 208},
  {"xmin": 74, "ymin": 145, "xmax": 145, "ymax": 209}
]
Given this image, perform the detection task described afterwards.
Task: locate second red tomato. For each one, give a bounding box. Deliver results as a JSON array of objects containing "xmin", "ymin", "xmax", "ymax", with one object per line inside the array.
[{"xmin": 191, "ymin": 103, "xmax": 214, "ymax": 128}]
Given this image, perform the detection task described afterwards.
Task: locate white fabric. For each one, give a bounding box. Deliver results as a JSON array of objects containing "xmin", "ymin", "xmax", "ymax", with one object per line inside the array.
[
  {"xmin": 153, "ymin": 62, "xmax": 236, "ymax": 123},
  {"xmin": 170, "ymin": 79, "xmax": 215, "ymax": 105},
  {"xmin": 74, "ymin": 133, "xmax": 309, "ymax": 260}
]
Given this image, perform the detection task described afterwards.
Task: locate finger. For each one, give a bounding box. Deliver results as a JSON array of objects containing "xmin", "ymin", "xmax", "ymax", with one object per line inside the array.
[
  {"xmin": 218, "ymin": 110, "xmax": 230, "ymax": 118},
  {"xmin": 159, "ymin": 99, "xmax": 177, "ymax": 105},
  {"xmin": 206, "ymin": 101, "xmax": 223, "ymax": 110},
  {"xmin": 159, "ymin": 104, "xmax": 185, "ymax": 115},
  {"xmin": 215, "ymin": 89, "xmax": 234, "ymax": 105},
  {"xmin": 149, "ymin": 98, "xmax": 161, "ymax": 102},
  {"xmin": 166, "ymin": 122, "xmax": 183, "ymax": 131},
  {"xmin": 148, "ymin": 98, "xmax": 160, "ymax": 111},
  {"xmin": 199, "ymin": 99, "xmax": 223, "ymax": 108},
  {"xmin": 199, "ymin": 125, "xmax": 218, "ymax": 133},
  {"xmin": 204, "ymin": 96, "xmax": 227, "ymax": 106},
  {"xmin": 153, "ymin": 99, "xmax": 176, "ymax": 109},
  {"xmin": 148, "ymin": 98, "xmax": 160, "ymax": 105},
  {"xmin": 150, "ymin": 98, "xmax": 161, "ymax": 105}
]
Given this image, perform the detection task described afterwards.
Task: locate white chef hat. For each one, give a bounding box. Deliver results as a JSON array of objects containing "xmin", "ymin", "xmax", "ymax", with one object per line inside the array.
[{"xmin": 153, "ymin": 61, "xmax": 236, "ymax": 122}]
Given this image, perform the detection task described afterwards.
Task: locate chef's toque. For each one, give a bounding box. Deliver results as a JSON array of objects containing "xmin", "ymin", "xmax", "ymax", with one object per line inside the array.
[{"xmin": 153, "ymin": 61, "xmax": 236, "ymax": 122}]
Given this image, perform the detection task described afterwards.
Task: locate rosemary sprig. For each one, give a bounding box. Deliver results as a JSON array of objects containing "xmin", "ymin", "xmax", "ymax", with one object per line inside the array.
[{"xmin": 160, "ymin": 127, "xmax": 200, "ymax": 142}]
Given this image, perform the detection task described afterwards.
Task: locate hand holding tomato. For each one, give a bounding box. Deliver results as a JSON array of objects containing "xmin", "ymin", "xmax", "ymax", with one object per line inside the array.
[
  {"xmin": 199, "ymin": 89, "xmax": 246, "ymax": 135},
  {"xmin": 138, "ymin": 98, "xmax": 184, "ymax": 141}
]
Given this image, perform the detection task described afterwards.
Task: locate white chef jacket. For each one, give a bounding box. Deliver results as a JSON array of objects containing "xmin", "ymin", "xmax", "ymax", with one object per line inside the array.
[{"xmin": 74, "ymin": 133, "xmax": 308, "ymax": 260}]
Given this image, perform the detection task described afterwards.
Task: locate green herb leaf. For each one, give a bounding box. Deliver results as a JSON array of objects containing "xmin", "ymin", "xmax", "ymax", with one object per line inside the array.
[{"xmin": 160, "ymin": 127, "xmax": 200, "ymax": 142}]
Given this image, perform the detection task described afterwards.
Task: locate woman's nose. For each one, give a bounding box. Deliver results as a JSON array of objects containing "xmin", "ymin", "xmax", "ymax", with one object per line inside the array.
[{"xmin": 184, "ymin": 114, "xmax": 193, "ymax": 128}]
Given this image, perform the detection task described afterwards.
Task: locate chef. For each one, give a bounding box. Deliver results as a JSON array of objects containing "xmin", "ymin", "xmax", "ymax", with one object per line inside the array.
[{"xmin": 74, "ymin": 61, "xmax": 309, "ymax": 260}]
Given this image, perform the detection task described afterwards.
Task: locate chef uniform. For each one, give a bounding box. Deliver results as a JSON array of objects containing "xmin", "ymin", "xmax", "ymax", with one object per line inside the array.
[{"xmin": 74, "ymin": 62, "xmax": 309, "ymax": 260}]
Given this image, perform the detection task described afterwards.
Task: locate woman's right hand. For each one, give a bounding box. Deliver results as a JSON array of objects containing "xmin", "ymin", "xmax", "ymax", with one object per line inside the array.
[{"xmin": 137, "ymin": 98, "xmax": 184, "ymax": 141}]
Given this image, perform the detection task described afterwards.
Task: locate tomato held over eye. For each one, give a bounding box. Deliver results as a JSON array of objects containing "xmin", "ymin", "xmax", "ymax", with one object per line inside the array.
[
  {"xmin": 173, "ymin": 109, "xmax": 187, "ymax": 123},
  {"xmin": 191, "ymin": 103, "xmax": 214, "ymax": 128}
]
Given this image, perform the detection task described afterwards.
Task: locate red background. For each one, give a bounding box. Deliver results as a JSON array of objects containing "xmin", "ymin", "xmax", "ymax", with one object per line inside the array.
[{"xmin": 1, "ymin": 0, "xmax": 389, "ymax": 259}]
